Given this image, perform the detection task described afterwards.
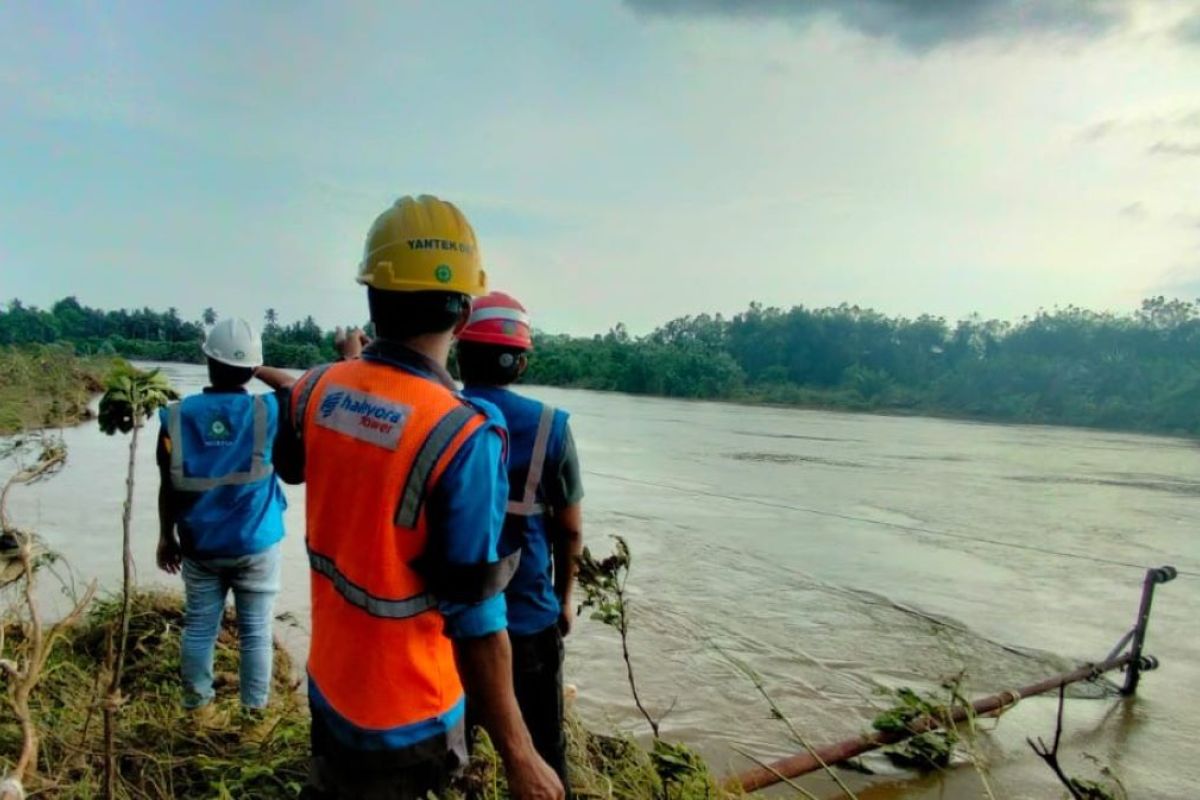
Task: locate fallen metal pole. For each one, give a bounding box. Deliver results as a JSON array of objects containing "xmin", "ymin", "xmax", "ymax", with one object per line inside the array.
[{"xmin": 731, "ymin": 565, "xmax": 1175, "ymax": 794}]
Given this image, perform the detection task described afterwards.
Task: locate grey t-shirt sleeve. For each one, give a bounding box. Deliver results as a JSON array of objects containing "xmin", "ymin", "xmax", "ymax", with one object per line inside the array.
[{"xmin": 543, "ymin": 422, "xmax": 584, "ymax": 510}]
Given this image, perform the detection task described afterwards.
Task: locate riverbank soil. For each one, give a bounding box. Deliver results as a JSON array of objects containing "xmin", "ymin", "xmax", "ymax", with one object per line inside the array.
[
  {"xmin": 0, "ymin": 590, "xmax": 722, "ymax": 799},
  {"xmin": 0, "ymin": 346, "xmax": 112, "ymax": 435}
]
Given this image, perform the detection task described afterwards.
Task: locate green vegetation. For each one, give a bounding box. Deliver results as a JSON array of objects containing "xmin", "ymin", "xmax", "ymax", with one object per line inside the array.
[
  {"xmin": 526, "ymin": 297, "xmax": 1200, "ymax": 435},
  {"xmin": 0, "ymin": 297, "xmax": 346, "ymax": 369},
  {"xmin": 1, "ymin": 591, "xmax": 309, "ymax": 798},
  {"xmin": 10, "ymin": 294, "xmax": 1200, "ymax": 433},
  {"xmin": 0, "ymin": 590, "xmax": 722, "ymax": 799},
  {"xmin": 0, "ymin": 345, "xmax": 114, "ymax": 435},
  {"xmin": 871, "ymin": 688, "xmax": 957, "ymax": 770}
]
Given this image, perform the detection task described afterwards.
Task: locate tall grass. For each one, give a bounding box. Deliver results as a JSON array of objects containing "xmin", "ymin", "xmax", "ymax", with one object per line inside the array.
[{"xmin": 1, "ymin": 591, "xmax": 724, "ymax": 799}]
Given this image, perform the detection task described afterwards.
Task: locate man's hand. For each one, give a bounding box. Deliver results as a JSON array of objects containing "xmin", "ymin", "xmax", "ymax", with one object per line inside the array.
[
  {"xmin": 557, "ymin": 602, "xmax": 575, "ymax": 637},
  {"xmin": 506, "ymin": 752, "xmax": 565, "ymax": 800},
  {"xmin": 334, "ymin": 327, "xmax": 371, "ymax": 360},
  {"xmin": 156, "ymin": 537, "xmax": 181, "ymax": 574}
]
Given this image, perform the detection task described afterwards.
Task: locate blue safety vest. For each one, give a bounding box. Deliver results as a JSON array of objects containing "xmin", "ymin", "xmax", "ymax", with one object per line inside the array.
[
  {"xmin": 462, "ymin": 386, "xmax": 569, "ymax": 636},
  {"xmin": 160, "ymin": 392, "xmax": 287, "ymax": 558}
]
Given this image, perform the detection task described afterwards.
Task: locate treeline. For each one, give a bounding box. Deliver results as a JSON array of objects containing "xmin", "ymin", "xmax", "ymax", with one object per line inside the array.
[
  {"xmin": 524, "ymin": 297, "xmax": 1200, "ymax": 435},
  {"xmin": 6, "ymin": 295, "xmax": 1200, "ymax": 434},
  {"xmin": 0, "ymin": 297, "xmax": 343, "ymax": 368}
]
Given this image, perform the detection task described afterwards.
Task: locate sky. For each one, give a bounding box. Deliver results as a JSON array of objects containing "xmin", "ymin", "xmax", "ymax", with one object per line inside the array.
[{"xmin": 1, "ymin": 0, "xmax": 1199, "ymax": 335}]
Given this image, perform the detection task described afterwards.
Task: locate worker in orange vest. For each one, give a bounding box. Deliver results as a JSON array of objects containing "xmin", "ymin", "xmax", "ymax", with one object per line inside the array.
[
  {"xmin": 457, "ymin": 292, "xmax": 584, "ymax": 792},
  {"xmin": 255, "ymin": 195, "xmax": 563, "ymax": 800}
]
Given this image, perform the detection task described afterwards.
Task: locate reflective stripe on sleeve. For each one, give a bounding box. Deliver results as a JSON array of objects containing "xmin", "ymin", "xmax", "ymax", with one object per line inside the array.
[{"xmin": 416, "ymin": 549, "xmax": 522, "ymax": 604}]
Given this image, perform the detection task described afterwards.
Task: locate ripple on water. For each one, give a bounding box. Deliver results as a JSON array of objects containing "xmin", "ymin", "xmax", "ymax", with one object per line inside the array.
[{"xmin": 728, "ymin": 452, "xmax": 865, "ymax": 468}]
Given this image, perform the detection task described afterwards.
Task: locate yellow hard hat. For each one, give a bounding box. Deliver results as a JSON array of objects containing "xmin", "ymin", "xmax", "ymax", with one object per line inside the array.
[{"xmin": 357, "ymin": 195, "xmax": 488, "ymax": 296}]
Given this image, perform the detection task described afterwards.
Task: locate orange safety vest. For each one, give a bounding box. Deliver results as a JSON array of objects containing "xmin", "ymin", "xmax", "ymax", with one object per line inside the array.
[{"xmin": 292, "ymin": 357, "xmax": 487, "ymax": 732}]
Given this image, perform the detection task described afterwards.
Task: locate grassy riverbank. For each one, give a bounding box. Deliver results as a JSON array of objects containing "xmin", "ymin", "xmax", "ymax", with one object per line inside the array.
[
  {"xmin": 0, "ymin": 345, "xmax": 115, "ymax": 435},
  {"xmin": 0, "ymin": 590, "xmax": 723, "ymax": 799}
]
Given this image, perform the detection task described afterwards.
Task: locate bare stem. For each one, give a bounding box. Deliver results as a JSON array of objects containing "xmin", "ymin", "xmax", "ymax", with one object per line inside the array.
[
  {"xmin": 616, "ymin": 575, "xmax": 659, "ymax": 739},
  {"xmin": 1027, "ymin": 685, "xmax": 1085, "ymax": 800},
  {"xmin": 12, "ymin": 546, "xmax": 42, "ymax": 780},
  {"xmin": 105, "ymin": 397, "xmax": 142, "ymax": 799}
]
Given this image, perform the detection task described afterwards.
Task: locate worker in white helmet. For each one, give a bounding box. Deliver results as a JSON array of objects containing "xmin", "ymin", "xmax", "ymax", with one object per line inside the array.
[{"xmin": 155, "ymin": 316, "xmax": 288, "ymax": 736}]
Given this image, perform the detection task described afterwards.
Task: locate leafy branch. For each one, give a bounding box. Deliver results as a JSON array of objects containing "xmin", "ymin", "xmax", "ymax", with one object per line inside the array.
[{"xmin": 576, "ymin": 536, "xmax": 668, "ymax": 739}]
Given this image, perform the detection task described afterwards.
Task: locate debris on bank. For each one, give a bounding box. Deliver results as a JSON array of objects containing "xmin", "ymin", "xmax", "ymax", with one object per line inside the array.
[{"xmin": 0, "ymin": 591, "xmax": 724, "ymax": 799}]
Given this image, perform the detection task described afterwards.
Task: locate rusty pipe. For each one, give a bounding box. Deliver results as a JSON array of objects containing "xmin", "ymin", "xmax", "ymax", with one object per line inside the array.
[{"xmin": 731, "ymin": 652, "xmax": 1148, "ymax": 793}]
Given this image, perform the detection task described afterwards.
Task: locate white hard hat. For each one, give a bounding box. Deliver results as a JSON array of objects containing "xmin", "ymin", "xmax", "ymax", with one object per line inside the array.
[{"xmin": 202, "ymin": 317, "xmax": 263, "ymax": 368}]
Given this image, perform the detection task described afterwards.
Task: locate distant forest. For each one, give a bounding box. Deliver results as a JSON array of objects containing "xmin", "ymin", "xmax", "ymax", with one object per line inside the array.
[{"xmin": 5, "ymin": 295, "xmax": 1200, "ymax": 435}]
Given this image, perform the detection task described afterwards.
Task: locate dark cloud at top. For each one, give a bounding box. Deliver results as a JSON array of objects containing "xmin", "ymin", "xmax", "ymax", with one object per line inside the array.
[
  {"xmin": 1176, "ymin": 13, "xmax": 1200, "ymax": 44},
  {"xmin": 623, "ymin": 0, "xmax": 1135, "ymax": 50}
]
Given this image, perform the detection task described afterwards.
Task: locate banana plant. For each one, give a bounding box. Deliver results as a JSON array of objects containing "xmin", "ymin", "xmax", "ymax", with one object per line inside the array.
[{"xmin": 97, "ymin": 363, "xmax": 178, "ymax": 799}]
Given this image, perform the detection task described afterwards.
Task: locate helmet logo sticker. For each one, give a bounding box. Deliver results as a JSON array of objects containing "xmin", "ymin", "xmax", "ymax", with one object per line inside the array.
[
  {"xmin": 233, "ymin": 350, "xmax": 246, "ymax": 360},
  {"xmin": 434, "ymin": 264, "xmax": 453, "ymax": 283},
  {"xmin": 502, "ymin": 321, "xmax": 517, "ymax": 335}
]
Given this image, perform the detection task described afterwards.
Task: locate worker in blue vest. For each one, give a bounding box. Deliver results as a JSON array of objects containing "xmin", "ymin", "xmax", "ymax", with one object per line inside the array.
[
  {"xmin": 156, "ymin": 317, "xmax": 287, "ymax": 730},
  {"xmin": 457, "ymin": 292, "xmax": 585, "ymax": 791}
]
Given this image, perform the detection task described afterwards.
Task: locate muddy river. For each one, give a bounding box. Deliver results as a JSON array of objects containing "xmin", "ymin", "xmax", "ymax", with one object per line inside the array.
[{"xmin": 6, "ymin": 362, "xmax": 1199, "ymax": 798}]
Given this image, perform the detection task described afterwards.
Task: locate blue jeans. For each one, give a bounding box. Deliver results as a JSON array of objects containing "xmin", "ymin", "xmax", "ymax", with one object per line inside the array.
[{"xmin": 181, "ymin": 544, "xmax": 281, "ymax": 710}]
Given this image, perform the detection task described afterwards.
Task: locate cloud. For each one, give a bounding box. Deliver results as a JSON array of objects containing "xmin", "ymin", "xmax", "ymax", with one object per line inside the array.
[
  {"xmin": 1148, "ymin": 141, "xmax": 1200, "ymax": 157},
  {"xmin": 1119, "ymin": 202, "xmax": 1147, "ymax": 220},
  {"xmin": 622, "ymin": 0, "xmax": 1132, "ymax": 50},
  {"xmin": 1078, "ymin": 119, "xmax": 1118, "ymax": 143},
  {"xmin": 1077, "ymin": 108, "xmax": 1200, "ymax": 149},
  {"xmin": 1176, "ymin": 13, "xmax": 1200, "ymax": 44}
]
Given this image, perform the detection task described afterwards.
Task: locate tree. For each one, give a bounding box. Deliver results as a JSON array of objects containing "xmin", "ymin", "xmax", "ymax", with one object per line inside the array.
[{"xmin": 202, "ymin": 307, "xmax": 217, "ymax": 326}]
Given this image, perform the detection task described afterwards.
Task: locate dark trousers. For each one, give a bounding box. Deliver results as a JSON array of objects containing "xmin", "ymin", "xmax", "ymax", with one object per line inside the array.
[
  {"xmin": 468, "ymin": 625, "xmax": 569, "ymax": 793},
  {"xmin": 512, "ymin": 625, "xmax": 568, "ymax": 791},
  {"xmin": 302, "ymin": 711, "xmax": 460, "ymax": 800}
]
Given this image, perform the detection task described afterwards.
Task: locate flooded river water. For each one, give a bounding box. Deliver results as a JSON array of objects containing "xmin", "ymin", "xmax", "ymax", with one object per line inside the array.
[{"xmin": 7, "ymin": 362, "xmax": 1199, "ymax": 798}]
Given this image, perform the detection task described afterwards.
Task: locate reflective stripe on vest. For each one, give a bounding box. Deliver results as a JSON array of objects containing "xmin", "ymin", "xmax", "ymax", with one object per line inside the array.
[
  {"xmin": 506, "ymin": 404, "xmax": 555, "ymax": 517},
  {"xmin": 308, "ymin": 549, "xmax": 437, "ymax": 620},
  {"xmin": 167, "ymin": 396, "xmax": 273, "ymax": 492},
  {"xmin": 394, "ymin": 405, "xmax": 479, "ymax": 528}
]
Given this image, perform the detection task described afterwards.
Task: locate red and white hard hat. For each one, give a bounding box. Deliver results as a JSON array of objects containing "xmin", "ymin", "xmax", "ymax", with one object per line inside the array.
[{"xmin": 458, "ymin": 291, "xmax": 533, "ymax": 350}]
